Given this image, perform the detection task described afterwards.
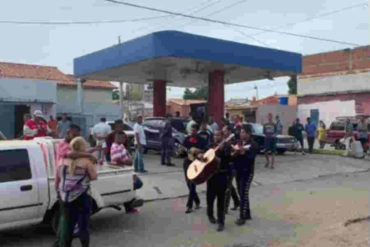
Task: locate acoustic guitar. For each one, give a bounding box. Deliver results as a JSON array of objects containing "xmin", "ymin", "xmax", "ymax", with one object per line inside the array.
[{"xmin": 186, "ymin": 134, "xmax": 234, "ymax": 185}]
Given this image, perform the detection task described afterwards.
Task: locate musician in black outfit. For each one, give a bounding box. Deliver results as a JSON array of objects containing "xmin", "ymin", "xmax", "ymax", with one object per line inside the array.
[
  {"xmin": 232, "ymin": 126, "xmax": 258, "ymax": 225},
  {"xmin": 182, "ymin": 123, "xmax": 207, "ymax": 214},
  {"xmin": 222, "ymin": 125, "xmax": 240, "ymax": 213},
  {"xmin": 206, "ymin": 130, "xmax": 231, "ymax": 232}
]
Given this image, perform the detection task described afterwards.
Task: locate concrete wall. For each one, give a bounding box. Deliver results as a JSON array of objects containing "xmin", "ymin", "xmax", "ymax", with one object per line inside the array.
[
  {"xmin": 298, "ymin": 71, "xmax": 370, "ymax": 96},
  {"xmin": 57, "ymin": 86, "xmax": 113, "ymax": 104},
  {"xmin": 256, "ymin": 104, "xmax": 297, "ymax": 135},
  {"xmin": 0, "ymin": 78, "xmax": 57, "ymax": 103}
]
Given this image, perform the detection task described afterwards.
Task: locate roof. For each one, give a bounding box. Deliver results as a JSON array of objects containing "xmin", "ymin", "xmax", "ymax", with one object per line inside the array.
[
  {"xmin": 0, "ymin": 62, "xmax": 116, "ymax": 90},
  {"xmin": 74, "ymin": 30, "xmax": 302, "ymax": 87},
  {"xmin": 167, "ymin": 99, "xmax": 206, "ymax": 106}
]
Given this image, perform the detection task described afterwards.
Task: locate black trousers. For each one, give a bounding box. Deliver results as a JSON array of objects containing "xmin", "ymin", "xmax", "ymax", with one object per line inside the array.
[
  {"xmin": 59, "ymin": 193, "xmax": 91, "ymax": 247},
  {"xmin": 161, "ymin": 138, "xmax": 172, "ymax": 164},
  {"xmin": 183, "ymin": 159, "xmax": 200, "ymax": 209},
  {"xmin": 236, "ymin": 169, "xmax": 254, "ymax": 220},
  {"xmin": 207, "ymin": 173, "xmax": 228, "ymax": 224},
  {"xmin": 225, "ymin": 173, "xmax": 240, "ymax": 212},
  {"xmin": 307, "ymin": 137, "xmax": 315, "ymax": 153}
]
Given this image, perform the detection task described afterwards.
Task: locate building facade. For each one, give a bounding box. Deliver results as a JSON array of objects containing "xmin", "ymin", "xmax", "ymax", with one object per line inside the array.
[{"xmin": 298, "ymin": 46, "xmax": 370, "ymax": 127}]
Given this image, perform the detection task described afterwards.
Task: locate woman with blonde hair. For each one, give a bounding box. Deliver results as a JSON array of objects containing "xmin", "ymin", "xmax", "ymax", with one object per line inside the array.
[{"xmin": 55, "ymin": 136, "xmax": 97, "ymax": 247}]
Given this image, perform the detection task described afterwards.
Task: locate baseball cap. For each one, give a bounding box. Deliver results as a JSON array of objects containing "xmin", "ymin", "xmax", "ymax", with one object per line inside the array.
[{"xmin": 33, "ymin": 110, "xmax": 43, "ymax": 118}]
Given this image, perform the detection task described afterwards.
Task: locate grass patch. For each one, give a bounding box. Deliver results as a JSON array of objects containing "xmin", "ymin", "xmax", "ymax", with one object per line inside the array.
[{"xmin": 310, "ymin": 149, "xmax": 345, "ymax": 155}]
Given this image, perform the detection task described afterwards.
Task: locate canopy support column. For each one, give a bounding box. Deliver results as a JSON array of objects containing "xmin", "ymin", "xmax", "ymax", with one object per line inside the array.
[
  {"xmin": 153, "ymin": 80, "xmax": 166, "ymax": 117},
  {"xmin": 208, "ymin": 70, "xmax": 225, "ymax": 126}
]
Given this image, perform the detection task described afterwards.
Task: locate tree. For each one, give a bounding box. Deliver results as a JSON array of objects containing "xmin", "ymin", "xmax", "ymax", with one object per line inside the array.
[
  {"xmin": 287, "ymin": 75, "xmax": 297, "ymax": 95},
  {"xmin": 183, "ymin": 87, "xmax": 208, "ymax": 100}
]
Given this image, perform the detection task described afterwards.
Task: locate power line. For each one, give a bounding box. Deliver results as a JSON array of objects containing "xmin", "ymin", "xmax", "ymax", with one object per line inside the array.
[
  {"xmin": 0, "ymin": 15, "xmax": 169, "ymax": 25},
  {"xmin": 104, "ymin": 0, "xmax": 360, "ymax": 46},
  {"xmin": 248, "ymin": 2, "xmax": 369, "ymax": 37}
]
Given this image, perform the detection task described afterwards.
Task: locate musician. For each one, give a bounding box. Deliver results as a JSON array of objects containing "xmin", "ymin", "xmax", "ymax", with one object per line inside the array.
[
  {"xmin": 222, "ymin": 125, "xmax": 240, "ymax": 213},
  {"xmin": 206, "ymin": 130, "xmax": 231, "ymax": 232},
  {"xmin": 182, "ymin": 123, "xmax": 207, "ymax": 214},
  {"xmin": 232, "ymin": 126, "xmax": 258, "ymax": 225}
]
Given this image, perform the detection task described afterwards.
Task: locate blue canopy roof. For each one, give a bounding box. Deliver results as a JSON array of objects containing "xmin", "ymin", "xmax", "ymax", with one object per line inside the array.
[{"xmin": 74, "ymin": 31, "xmax": 301, "ymax": 87}]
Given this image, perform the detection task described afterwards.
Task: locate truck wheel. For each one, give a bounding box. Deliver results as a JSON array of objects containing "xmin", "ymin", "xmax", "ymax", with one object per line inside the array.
[
  {"xmin": 50, "ymin": 209, "xmax": 60, "ymax": 235},
  {"xmin": 277, "ymin": 149, "xmax": 286, "ymax": 155},
  {"xmin": 143, "ymin": 148, "xmax": 148, "ymax": 154}
]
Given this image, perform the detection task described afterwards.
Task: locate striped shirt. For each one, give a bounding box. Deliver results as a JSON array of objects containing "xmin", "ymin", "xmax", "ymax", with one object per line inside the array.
[{"xmin": 111, "ymin": 142, "xmax": 129, "ymax": 163}]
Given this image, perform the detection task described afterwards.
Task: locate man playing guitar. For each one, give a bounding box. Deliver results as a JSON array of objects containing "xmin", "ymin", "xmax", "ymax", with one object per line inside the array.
[
  {"xmin": 181, "ymin": 123, "xmax": 207, "ymax": 214},
  {"xmin": 206, "ymin": 130, "xmax": 231, "ymax": 232}
]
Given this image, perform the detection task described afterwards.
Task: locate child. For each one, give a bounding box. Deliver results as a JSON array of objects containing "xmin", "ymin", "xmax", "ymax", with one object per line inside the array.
[{"xmin": 110, "ymin": 132, "xmax": 132, "ymax": 167}]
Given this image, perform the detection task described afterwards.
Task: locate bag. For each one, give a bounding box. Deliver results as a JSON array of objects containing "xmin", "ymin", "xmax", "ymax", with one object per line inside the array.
[
  {"xmin": 350, "ymin": 141, "xmax": 364, "ymax": 158},
  {"xmin": 134, "ymin": 175, "xmax": 143, "ymax": 190}
]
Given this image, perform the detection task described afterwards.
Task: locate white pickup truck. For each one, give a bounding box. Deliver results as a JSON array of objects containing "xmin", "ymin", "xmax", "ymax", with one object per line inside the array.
[{"xmin": 0, "ymin": 137, "xmax": 143, "ymax": 233}]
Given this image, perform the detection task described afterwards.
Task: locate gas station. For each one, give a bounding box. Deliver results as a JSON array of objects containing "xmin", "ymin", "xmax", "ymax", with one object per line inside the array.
[{"xmin": 74, "ymin": 30, "xmax": 302, "ymax": 124}]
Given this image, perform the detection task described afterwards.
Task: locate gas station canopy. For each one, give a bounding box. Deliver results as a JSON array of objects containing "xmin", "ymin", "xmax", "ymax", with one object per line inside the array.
[{"xmin": 74, "ymin": 31, "xmax": 301, "ymax": 87}]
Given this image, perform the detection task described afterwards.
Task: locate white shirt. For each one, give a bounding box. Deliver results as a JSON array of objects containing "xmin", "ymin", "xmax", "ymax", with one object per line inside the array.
[
  {"xmin": 210, "ymin": 122, "xmax": 219, "ymax": 133},
  {"xmin": 92, "ymin": 122, "xmax": 112, "ymax": 140},
  {"xmin": 134, "ymin": 123, "xmax": 147, "ymax": 145}
]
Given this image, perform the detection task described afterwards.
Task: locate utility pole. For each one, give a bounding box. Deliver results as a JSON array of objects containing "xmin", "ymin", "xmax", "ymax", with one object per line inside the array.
[
  {"xmin": 119, "ymin": 81, "xmax": 124, "ymax": 120},
  {"xmin": 254, "ymin": 85, "xmax": 259, "ymax": 100}
]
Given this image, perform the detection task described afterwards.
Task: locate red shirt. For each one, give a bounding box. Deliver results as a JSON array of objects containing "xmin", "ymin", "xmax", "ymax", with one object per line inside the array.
[{"xmin": 24, "ymin": 119, "xmax": 47, "ymax": 140}]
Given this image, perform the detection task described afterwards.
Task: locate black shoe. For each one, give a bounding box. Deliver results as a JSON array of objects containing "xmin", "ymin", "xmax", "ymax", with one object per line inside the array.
[
  {"xmin": 139, "ymin": 170, "xmax": 148, "ymax": 173},
  {"xmin": 161, "ymin": 162, "xmax": 166, "ymax": 166},
  {"xmin": 185, "ymin": 208, "xmax": 193, "ymax": 214},
  {"xmin": 217, "ymin": 223, "xmax": 225, "ymax": 232},
  {"xmin": 231, "ymin": 204, "xmax": 239, "ymax": 211},
  {"xmin": 245, "ymin": 210, "xmax": 252, "ymax": 220},
  {"xmin": 208, "ymin": 216, "xmax": 217, "ymax": 224},
  {"xmin": 166, "ymin": 163, "xmax": 175, "ymax": 167},
  {"xmin": 235, "ymin": 218, "xmax": 246, "ymax": 226},
  {"xmin": 195, "ymin": 204, "xmax": 201, "ymax": 210}
]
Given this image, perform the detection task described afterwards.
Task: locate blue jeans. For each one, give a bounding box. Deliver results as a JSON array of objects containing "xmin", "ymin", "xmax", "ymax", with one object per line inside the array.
[{"xmin": 134, "ymin": 148, "xmax": 145, "ymax": 172}]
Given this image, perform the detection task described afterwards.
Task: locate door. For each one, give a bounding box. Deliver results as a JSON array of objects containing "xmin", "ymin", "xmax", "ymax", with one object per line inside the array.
[
  {"xmin": 0, "ymin": 149, "xmax": 41, "ymax": 225},
  {"xmin": 310, "ymin": 109, "xmax": 319, "ymax": 127},
  {"xmin": 15, "ymin": 105, "xmax": 31, "ymax": 138}
]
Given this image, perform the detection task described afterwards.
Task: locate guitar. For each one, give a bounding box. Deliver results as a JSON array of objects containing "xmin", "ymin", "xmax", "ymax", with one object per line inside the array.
[{"xmin": 186, "ymin": 134, "xmax": 235, "ymax": 185}]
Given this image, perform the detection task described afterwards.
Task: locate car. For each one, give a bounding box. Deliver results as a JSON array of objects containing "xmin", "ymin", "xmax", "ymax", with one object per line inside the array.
[
  {"xmin": 142, "ymin": 117, "xmax": 187, "ymax": 157},
  {"xmin": 243, "ymin": 123, "xmax": 298, "ymax": 154},
  {"xmin": 326, "ymin": 117, "xmax": 370, "ymax": 150},
  {"xmin": 0, "ymin": 138, "xmax": 143, "ymax": 233}
]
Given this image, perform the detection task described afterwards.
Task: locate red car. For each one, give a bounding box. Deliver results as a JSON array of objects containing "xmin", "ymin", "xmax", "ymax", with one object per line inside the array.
[{"xmin": 326, "ymin": 117, "xmax": 370, "ymax": 150}]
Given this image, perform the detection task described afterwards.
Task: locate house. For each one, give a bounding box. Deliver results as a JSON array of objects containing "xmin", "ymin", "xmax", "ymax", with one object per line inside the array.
[
  {"xmin": 0, "ymin": 62, "xmax": 59, "ymax": 138},
  {"xmin": 298, "ymin": 45, "xmax": 370, "ymax": 127},
  {"xmin": 167, "ymin": 99, "xmax": 206, "ymax": 118},
  {"xmin": 0, "ymin": 62, "xmax": 120, "ymax": 138}
]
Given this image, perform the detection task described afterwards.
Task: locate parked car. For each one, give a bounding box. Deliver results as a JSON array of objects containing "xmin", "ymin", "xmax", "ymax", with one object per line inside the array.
[
  {"xmin": 243, "ymin": 123, "xmax": 298, "ymax": 154},
  {"xmin": 326, "ymin": 117, "xmax": 370, "ymax": 150},
  {"xmin": 142, "ymin": 117, "xmax": 187, "ymax": 157},
  {"xmin": 0, "ymin": 137, "xmax": 143, "ymax": 233}
]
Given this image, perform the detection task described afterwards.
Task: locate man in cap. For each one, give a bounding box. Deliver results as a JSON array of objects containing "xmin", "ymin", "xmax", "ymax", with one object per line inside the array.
[{"xmin": 23, "ymin": 110, "xmax": 50, "ymax": 140}]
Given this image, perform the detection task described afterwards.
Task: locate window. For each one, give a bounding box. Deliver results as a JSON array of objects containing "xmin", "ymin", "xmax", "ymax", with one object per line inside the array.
[
  {"xmin": 330, "ymin": 122, "xmax": 345, "ymax": 131},
  {"xmin": 0, "ymin": 149, "xmax": 32, "ymax": 183}
]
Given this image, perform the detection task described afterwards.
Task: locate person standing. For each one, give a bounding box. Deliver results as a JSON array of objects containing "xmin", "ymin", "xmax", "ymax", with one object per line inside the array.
[
  {"xmin": 222, "ymin": 125, "xmax": 240, "ymax": 213},
  {"xmin": 58, "ymin": 114, "xmax": 71, "ymax": 139},
  {"xmin": 209, "ymin": 116, "xmax": 219, "ymax": 134},
  {"xmin": 342, "ymin": 119, "xmax": 354, "ymax": 156},
  {"xmin": 23, "ymin": 110, "xmax": 50, "ymax": 140},
  {"xmin": 357, "ymin": 117, "xmax": 368, "ymax": 154},
  {"xmin": 275, "ymin": 115, "xmax": 283, "ymax": 135},
  {"xmin": 92, "ymin": 118, "xmax": 111, "ymax": 162},
  {"xmin": 263, "ymin": 113, "xmax": 277, "ymax": 169},
  {"xmin": 317, "ymin": 121, "xmax": 327, "ymax": 149},
  {"xmin": 305, "ymin": 118, "xmax": 317, "ymax": 154},
  {"xmin": 48, "ymin": 115, "xmax": 58, "ymax": 138},
  {"xmin": 206, "ymin": 130, "xmax": 231, "ymax": 232},
  {"xmin": 55, "ymin": 137, "xmax": 97, "ymax": 247},
  {"xmin": 133, "ymin": 115, "xmax": 147, "ymax": 173},
  {"xmin": 105, "ymin": 120, "xmax": 129, "ymax": 162},
  {"xmin": 186, "ymin": 113, "xmax": 196, "ymax": 135},
  {"xmin": 182, "ymin": 124, "xmax": 206, "ymax": 214},
  {"xmin": 293, "ymin": 119, "xmax": 305, "ymax": 155},
  {"xmin": 232, "ymin": 126, "xmax": 258, "ymax": 225},
  {"xmin": 161, "ymin": 114, "xmax": 175, "ymax": 166},
  {"xmin": 198, "ymin": 121, "xmax": 213, "ymax": 147}
]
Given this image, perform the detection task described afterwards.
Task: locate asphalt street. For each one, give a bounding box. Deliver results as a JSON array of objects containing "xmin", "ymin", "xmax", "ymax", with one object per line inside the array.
[{"xmin": 1, "ymin": 152, "xmax": 369, "ymax": 247}]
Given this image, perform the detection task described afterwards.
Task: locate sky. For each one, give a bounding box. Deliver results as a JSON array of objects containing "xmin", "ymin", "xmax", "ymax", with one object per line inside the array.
[{"xmin": 0, "ymin": 0, "xmax": 368, "ymax": 101}]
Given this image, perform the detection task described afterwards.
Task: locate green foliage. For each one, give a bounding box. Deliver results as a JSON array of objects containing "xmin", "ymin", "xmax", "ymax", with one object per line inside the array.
[
  {"xmin": 183, "ymin": 87, "xmax": 208, "ymax": 100},
  {"xmin": 287, "ymin": 75, "xmax": 297, "ymax": 95}
]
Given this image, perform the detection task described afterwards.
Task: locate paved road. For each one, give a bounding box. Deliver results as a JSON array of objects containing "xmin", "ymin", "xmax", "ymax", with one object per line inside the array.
[{"xmin": 1, "ymin": 152, "xmax": 369, "ymax": 247}]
